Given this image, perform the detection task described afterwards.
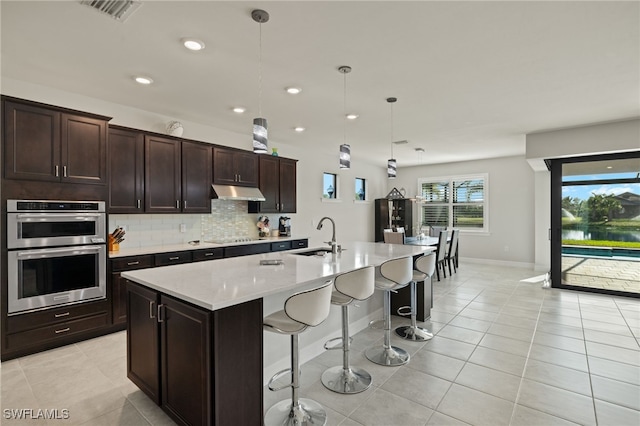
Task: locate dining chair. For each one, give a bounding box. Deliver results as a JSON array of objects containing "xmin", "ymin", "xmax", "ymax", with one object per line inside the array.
[
  {"xmin": 429, "ymin": 226, "xmax": 445, "ymax": 237},
  {"xmin": 383, "ymin": 231, "xmax": 405, "ymax": 244},
  {"xmin": 435, "ymin": 230, "xmax": 448, "ymax": 281},
  {"xmin": 445, "ymin": 229, "xmax": 459, "ymax": 275}
]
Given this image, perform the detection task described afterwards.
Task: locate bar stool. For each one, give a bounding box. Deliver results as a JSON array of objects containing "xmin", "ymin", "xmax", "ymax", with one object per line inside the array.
[
  {"xmin": 365, "ymin": 256, "xmax": 413, "ymax": 366},
  {"xmin": 263, "ymin": 281, "xmax": 333, "ymax": 426},
  {"xmin": 395, "ymin": 252, "xmax": 435, "ymax": 341},
  {"xmin": 321, "ymin": 266, "xmax": 375, "ymax": 394}
]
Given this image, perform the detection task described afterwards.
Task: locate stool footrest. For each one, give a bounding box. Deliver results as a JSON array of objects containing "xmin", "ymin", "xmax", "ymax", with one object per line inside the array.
[
  {"xmin": 267, "ymin": 368, "xmax": 294, "ymax": 391},
  {"xmin": 396, "ymin": 306, "xmax": 412, "ymax": 316},
  {"xmin": 324, "ymin": 336, "xmax": 352, "ymax": 351}
]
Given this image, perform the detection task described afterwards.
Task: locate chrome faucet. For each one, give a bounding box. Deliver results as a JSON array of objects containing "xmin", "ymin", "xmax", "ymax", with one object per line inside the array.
[{"xmin": 316, "ymin": 217, "xmax": 338, "ymax": 253}]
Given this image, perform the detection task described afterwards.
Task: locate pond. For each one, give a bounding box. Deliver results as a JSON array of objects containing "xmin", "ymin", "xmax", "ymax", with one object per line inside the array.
[{"xmin": 562, "ymin": 228, "xmax": 640, "ymax": 243}]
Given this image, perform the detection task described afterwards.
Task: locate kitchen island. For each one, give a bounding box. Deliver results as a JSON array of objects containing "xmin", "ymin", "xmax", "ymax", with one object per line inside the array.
[{"xmin": 122, "ymin": 242, "xmax": 432, "ymax": 426}]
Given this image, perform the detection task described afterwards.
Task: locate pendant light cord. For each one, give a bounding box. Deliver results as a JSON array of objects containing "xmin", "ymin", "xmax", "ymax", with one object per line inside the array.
[
  {"xmin": 258, "ymin": 22, "xmax": 263, "ymax": 117},
  {"xmin": 343, "ymin": 71, "xmax": 347, "ymax": 145},
  {"xmin": 390, "ymin": 102, "xmax": 394, "ymax": 158}
]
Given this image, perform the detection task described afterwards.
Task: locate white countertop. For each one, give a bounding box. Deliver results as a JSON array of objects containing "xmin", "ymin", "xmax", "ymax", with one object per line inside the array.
[
  {"xmin": 122, "ymin": 242, "xmax": 433, "ymax": 311},
  {"xmin": 109, "ymin": 235, "xmax": 307, "ymax": 258}
]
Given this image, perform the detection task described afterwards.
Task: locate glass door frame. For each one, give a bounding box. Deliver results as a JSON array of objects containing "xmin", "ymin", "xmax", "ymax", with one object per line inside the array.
[{"xmin": 549, "ymin": 150, "xmax": 640, "ymax": 298}]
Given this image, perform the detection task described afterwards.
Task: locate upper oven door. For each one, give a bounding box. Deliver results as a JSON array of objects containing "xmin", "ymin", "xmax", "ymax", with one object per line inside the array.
[{"xmin": 7, "ymin": 212, "xmax": 106, "ymax": 249}]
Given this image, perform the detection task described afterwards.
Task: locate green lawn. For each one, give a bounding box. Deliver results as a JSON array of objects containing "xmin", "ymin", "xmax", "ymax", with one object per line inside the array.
[{"xmin": 563, "ymin": 239, "xmax": 640, "ymax": 249}]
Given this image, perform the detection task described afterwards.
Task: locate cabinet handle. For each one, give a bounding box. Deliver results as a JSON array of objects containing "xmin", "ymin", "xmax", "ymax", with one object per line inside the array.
[
  {"xmin": 54, "ymin": 312, "xmax": 70, "ymax": 318},
  {"xmin": 63, "ymin": 165, "xmax": 68, "ymax": 177},
  {"xmin": 183, "ymin": 200, "xmax": 187, "ymax": 209},
  {"xmin": 169, "ymin": 256, "xmax": 179, "ymax": 261},
  {"xmin": 281, "ymin": 203, "xmax": 284, "ymax": 211},
  {"xmin": 55, "ymin": 165, "xmax": 59, "ymax": 177},
  {"xmin": 157, "ymin": 304, "xmax": 165, "ymax": 322},
  {"xmin": 137, "ymin": 199, "xmax": 141, "ymax": 209},
  {"xmin": 176, "ymin": 200, "xmax": 179, "ymax": 208},
  {"xmin": 55, "ymin": 327, "xmax": 70, "ymax": 334},
  {"xmin": 238, "ymin": 174, "xmax": 241, "ymax": 182},
  {"xmin": 276, "ymin": 203, "xmax": 279, "ymax": 210},
  {"xmin": 127, "ymin": 261, "xmax": 140, "ymax": 266},
  {"xmin": 149, "ymin": 301, "xmax": 156, "ymax": 319},
  {"xmin": 204, "ymin": 253, "xmax": 214, "ymax": 256}
]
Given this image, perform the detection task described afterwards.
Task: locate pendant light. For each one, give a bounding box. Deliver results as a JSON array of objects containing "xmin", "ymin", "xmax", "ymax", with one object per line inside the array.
[
  {"xmin": 252, "ymin": 9, "xmax": 269, "ymax": 154},
  {"xmin": 387, "ymin": 97, "xmax": 397, "ymax": 179},
  {"xmin": 339, "ymin": 65, "xmax": 352, "ymax": 169}
]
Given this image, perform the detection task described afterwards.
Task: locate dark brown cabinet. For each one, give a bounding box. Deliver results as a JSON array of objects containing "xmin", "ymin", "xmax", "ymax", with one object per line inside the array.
[
  {"xmin": 108, "ymin": 127, "xmax": 144, "ymax": 213},
  {"xmin": 111, "ymin": 255, "xmax": 154, "ymax": 325},
  {"xmin": 145, "ymin": 135, "xmax": 182, "ymax": 213},
  {"xmin": 213, "ymin": 147, "xmax": 258, "ymax": 187},
  {"xmin": 126, "ymin": 280, "xmax": 263, "ymax": 425},
  {"xmin": 3, "ymin": 99, "xmax": 108, "ymax": 184},
  {"xmin": 250, "ymin": 156, "xmax": 297, "ymax": 213},
  {"xmin": 374, "ymin": 198, "xmax": 415, "ymax": 242},
  {"xmin": 181, "ymin": 140, "xmax": 212, "ymax": 213}
]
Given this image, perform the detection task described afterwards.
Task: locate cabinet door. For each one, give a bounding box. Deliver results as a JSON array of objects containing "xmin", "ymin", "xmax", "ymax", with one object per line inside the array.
[
  {"xmin": 182, "ymin": 141, "xmax": 212, "ymax": 213},
  {"xmin": 61, "ymin": 113, "xmax": 107, "ymax": 184},
  {"xmin": 234, "ymin": 151, "xmax": 258, "ymax": 187},
  {"xmin": 257, "ymin": 155, "xmax": 279, "ymax": 213},
  {"xmin": 212, "ymin": 147, "xmax": 236, "ymax": 185},
  {"xmin": 126, "ymin": 281, "xmax": 160, "ymax": 404},
  {"xmin": 109, "ymin": 128, "xmax": 144, "ymax": 213},
  {"xmin": 160, "ymin": 295, "xmax": 211, "ymax": 426},
  {"xmin": 145, "ymin": 135, "xmax": 181, "ymax": 213},
  {"xmin": 112, "ymin": 273, "xmax": 127, "ymax": 325},
  {"xmin": 3, "ymin": 101, "xmax": 60, "ymax": 182},
  {"xmin": 279, "ymin": 158, "xmax": 297, "ymax": 213}
]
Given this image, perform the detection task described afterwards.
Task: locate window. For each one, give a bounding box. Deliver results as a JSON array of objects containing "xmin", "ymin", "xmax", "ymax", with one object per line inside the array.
[
  {"xmin": 418, "ymin": 174, "xmax": 488, "ymax": 232},
  {"xmin": 355, "ymin": 178, "xmax": 366, "ymax": 201},
  {"xmin": 323, "ymin": 173, "xmax": 337, "ymax": 199}
]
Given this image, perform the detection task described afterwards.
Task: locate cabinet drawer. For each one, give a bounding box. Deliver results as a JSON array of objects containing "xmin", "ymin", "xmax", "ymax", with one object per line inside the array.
[
  {"xmin": 111, "ymin": 255, "xmax": 154, "ymax": 272},
  {"xmin": 6, "ymin": 300, "xmax": 109, "ymax": 334},
  {"xmin": 224, "ymin": 243, "xmax": 270, "ymax": 258},
  {"xmin": 270, "ymin": 241, "xmax": 292, "ymax": 252},
  {"xmin": 155, "ymin": 251, "xmax": 193, "ymax": 266},
  {"xmin": 291, "ymin": 239, "xmax": 308, "ymax": 249},
  {"xmin": 7, "ymin": 313, "xmax": 109, "ymax": 349},
  {"xmin": 192, "ymin": 248, "xmax": 223, "ymax": 262}
]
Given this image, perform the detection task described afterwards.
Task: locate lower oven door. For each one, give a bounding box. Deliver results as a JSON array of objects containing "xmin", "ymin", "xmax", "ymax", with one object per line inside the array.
[{"xmin": 7, "ymin": 245, "xmax": 106, "ymax": 315}]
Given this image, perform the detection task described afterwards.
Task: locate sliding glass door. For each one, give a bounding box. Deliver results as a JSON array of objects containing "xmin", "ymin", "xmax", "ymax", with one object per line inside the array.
[{"xmin": 550, "ymin": 152, "xmax": 640, "ymax": 297}]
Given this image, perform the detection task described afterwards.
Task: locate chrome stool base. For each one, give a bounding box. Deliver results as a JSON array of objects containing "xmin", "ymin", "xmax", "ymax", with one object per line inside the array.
[
  {"xmin": 395, "ymin": 325, "xmax": 433, "ymax": 341},
  {"xmin": 364, "ymin": 345, "xmax": 409, "ymax": 366},
  {"xmin": 321, "ymin": 366, "xmax": 372, "ymax": 394},
  {"xmin": 264, "ymin": 398, "xmax": 327, "ymax": 426}
]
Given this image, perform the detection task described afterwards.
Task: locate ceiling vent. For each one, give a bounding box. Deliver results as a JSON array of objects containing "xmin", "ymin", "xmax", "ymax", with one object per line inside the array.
[{"xmin": 80, "ymin": 0, "xmax": 141, "ymax": 22}]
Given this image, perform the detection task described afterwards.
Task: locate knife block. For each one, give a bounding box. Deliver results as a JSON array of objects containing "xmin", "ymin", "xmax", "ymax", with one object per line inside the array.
[{"xmin": 108, "ymin": 234, "xmax": 119, "ymax": 252}]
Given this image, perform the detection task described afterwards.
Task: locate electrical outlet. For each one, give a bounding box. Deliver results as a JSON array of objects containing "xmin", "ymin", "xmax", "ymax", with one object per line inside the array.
[{"xmin": 180, "ymin": 224, "xmax": 186, "ymax": 233}]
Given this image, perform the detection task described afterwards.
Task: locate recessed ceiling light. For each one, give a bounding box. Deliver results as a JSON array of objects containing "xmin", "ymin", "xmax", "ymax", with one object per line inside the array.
[
  {"xmin": 294, "ymin": 127, "xmax": 305, "ymax": 132},
  {"xmin": 286, "ymin": 87, "xmax": 302, "ymax": 95},
  {"xmin": 134, "ymin": 76, "xmax": 153, "ymax": 85},
  {"xmin": 232, "ymin": 107, "xmax": 246, "ymax": 114},
  {"xmin": 182, "ymin": 38, "xmax": 205, "ymax": 51},
  {"xmin": 346, "ymin": 114, "xmax": 358, "ymax": 120}
]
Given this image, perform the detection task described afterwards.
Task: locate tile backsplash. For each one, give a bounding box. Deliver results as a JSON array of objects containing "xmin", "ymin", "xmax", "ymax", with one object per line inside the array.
[{"xmin": 109, "ymin": 200, "xmax": 259, "ymax": 248}]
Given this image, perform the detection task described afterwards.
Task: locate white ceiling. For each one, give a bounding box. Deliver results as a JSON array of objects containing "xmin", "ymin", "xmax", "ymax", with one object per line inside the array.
[{"xmin": 1, "ymin": 1, "xmax": 638, "ymax": 167}]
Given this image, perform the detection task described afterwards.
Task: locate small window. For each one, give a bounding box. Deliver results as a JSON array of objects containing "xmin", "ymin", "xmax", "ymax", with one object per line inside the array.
[
  {"xmin": 355, "ymin": 178, "xmax": 366, "ymax": 201},
  {"xmin": 323, "ymin": 173, "xmax": 337, "ymax": 199}
]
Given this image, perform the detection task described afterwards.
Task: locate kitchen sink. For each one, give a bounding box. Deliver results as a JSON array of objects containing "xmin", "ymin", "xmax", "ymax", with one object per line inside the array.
[{"xmin": 293, "ymin": 248, "xmax": 333, "ymax": 256}]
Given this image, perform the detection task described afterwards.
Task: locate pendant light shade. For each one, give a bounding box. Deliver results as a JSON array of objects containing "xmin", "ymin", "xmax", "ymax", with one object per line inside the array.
[
  {"xmin": 387, "ymin": 158, "xmax": 397, "ymax": 179},
  {"xmin": 338, "ymin": 65, "xmax": 352, "ymax": 169},
  {"xmin": 387, "ymin": 97, "xmax": 397, "ymax": 179},
  {"xmin": 252, "ymin": 9, "xmax": 269, "ymax": 154},
  {"xmin": 253, "ymin": 118, "xmax": 268, "ymax": 154},
  {"xmin": 340, "ymin": 143, "xmax": 351, "ymax": 169}
]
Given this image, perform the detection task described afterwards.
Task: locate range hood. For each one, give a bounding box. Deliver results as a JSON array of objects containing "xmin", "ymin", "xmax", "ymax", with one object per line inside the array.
[{"xmin": 211, "ymin": 184, "xmax": 266, "ymax": 201}]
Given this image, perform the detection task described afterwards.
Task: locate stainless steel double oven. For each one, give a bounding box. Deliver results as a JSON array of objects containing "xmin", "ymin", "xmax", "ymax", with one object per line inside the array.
[{"xmin": 6, "ymin": 200, "xmax": 107, "ymax": 315}]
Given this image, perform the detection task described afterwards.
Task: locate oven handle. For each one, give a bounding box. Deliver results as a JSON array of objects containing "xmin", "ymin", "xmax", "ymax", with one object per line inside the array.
[
  {"xmin": 16, "ymin": 213, "xmax": 103, "ymax": 219},
  {"xmin": 15, "ymin": 245, "xmax": 103, "ymax": 259}
]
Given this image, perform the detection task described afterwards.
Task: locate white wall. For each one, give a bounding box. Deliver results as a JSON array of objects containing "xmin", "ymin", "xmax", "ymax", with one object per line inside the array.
[{"xmin": 391, "ymin": 155, "xmax": 536, "ymax": 267}]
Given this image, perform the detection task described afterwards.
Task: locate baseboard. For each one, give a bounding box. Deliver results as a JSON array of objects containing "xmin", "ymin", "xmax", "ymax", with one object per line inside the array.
[
  {"xmin": 263, "ymin": 307, "xmax": 384, "ymax": 386},
  {"xmin": 460, "ymin": 256, "xmax": 535, "ymax": 269}
]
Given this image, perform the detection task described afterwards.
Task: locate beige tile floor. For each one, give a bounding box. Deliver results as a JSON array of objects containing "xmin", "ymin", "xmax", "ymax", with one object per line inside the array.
[{"xmin": 1, "ymin": 262, "xmax": 639, "ymax": 425}]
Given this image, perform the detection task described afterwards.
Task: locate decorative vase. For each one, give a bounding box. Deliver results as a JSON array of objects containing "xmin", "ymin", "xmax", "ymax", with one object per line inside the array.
[{"xmin": 167, "ymin": 121, "xmax": 184, "ymax": 137}]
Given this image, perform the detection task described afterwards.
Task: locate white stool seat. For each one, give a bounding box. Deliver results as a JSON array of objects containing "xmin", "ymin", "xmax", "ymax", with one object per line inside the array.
[
  {"xmin": 330, "ymin": 292, "xmax": 353, "ymax": 306},
  {"xmin": 412, "ymin": 270, "xmax": 427, "ymax": 282},
  {"xmin": 263, "ymin": 311, "xmax": 308, "ymax": 334}
]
